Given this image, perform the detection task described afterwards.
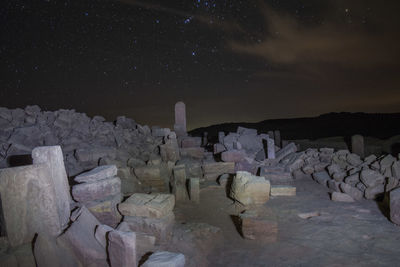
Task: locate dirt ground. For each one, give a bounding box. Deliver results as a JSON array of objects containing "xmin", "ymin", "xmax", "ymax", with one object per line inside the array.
[{"xmin": 172, "ymin": 178, "xmax": 400, "ymax": 267}]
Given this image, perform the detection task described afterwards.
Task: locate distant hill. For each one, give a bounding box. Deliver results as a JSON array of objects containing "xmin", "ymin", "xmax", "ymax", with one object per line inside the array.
[{"xmin": 189, "ymin": 112, "xmax": 400, "ymax": 143}]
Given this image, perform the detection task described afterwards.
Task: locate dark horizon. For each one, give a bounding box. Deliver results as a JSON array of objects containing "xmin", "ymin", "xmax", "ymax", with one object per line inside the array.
[{"xmin": 1, "ymin": 0, "xmax": 400, "ymax": 129}]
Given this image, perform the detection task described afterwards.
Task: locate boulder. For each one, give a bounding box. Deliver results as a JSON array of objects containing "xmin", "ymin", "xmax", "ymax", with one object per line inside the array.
[
  {"xmin": 360, "ymin": 169, "xmax": 385, "ymax": 187},
  {"xmin": 312, "ymin": 171, "xmax": 331, "ymax": 187},
  {"xmin": 340, "ymin": 183, "xmax": 363, "ymax": 201},
  {"xmin": 221, "ymin": 149, "xmax": 246, "ymax": 162}
]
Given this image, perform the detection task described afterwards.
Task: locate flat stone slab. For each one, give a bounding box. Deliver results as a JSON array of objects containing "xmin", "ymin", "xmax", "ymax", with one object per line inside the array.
[
  {"xmin": 142, "ymin": 251, "xmax": 185, "ymax": 267},
  {"xmin": 75, "ymin": 165, "xmax": 117, "ymax": 183},
  {"xmin": 72, "ymin": 177, "xmax": 121, "ymax": 203},
  {"xmin": 270, "ymin": 185, "xmax": 296, "ymax": 196},
  {"xmin": 118, "ymin": 193, "xmax": 175, "ymax": 218}
]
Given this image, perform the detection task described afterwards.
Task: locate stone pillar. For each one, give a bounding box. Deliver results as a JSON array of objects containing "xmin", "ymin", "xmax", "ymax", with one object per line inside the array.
[
  {"xmin": 218, "ymin": 131, "xmax": 225, "ymax": 144},
  {"xmin": 172, "ymin": 165, "xmax": 188, "ymax": 201},
  {"xmin": 274, "ymin": 130, "xmax": 281, "ymax": 148},
  {"xmin": 267, "ymin": 138, "xmax": 276, "ymax": 159},
  {"xmin": 189, "ymin": 178, "xmax": 200, "ymax": 203},
  {"xmin": 174, "ymin": 101, "xmax": 187, "ymax": 137},
  {"xmin": 351, "ymin": 134, "xmax": 364, "ymax": 158},
  {"xmin": 202, "ymin": 132, "xmax": 208, "ymax": 146},
  {"xmin": 267, "ymin": 131, "xmax": 274, "ymax": 141},
  {"xmin": 108, "ymin": 230, "xmax": 137, "ymax": 267}
]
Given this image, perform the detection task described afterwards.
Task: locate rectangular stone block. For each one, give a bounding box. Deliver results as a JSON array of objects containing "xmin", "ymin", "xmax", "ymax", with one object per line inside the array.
[
  {"xmin": 74, "ymin": 165, "xmax": 117, "ymax": 183},
  {"xmin": 230, "ymin": 171, "xmax": 270, "ymax": 205},
  {"xmin": 202, "ymin": 162, "xmax": 235, "ymax": 175},
  {"xmin": 0, "ymin": 164, "xmax": 63, "ymax": 247},
  {"xmin": 118, "ymin": 193, "xmax": 175, "ymax": 218},
  {"xmin": 86, "ymin": 193, "xmax": 123, "ymax": 227},
  {"xmin": 270, "ymin": 185, "xmax": 296, "ymax": 196},
  {"xmin": 108, "ymin": 230, "xmax": 137, "ymax": 267},
  {"xmin": 172, "ymin": 166, "xmax": 188, "ymax": 201},
  {"xmin": 189, "ymin": 178, "xmax": 200, "ymax": 203},
  {"xmin": 72, "ymin": 177, "xmax": 121, "ymax": 203},
  {"xmin": 239, "ymin": 207, "xmax": 278, "ymax": 241},
  {"xmin": 275, "ymin": 142, "xmax": 297, "ymax": 161},
  {"xmin": 181, "ymin": 137, "xmax": 202, "ymax": 148},
  {"xmin": 31, "ymin": 146, "xmax": 71, "ymax": 229}
]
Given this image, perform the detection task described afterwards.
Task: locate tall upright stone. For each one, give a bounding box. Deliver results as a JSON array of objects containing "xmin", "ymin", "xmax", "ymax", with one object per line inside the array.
[
  {"xmin": 351, "ymin": 134, "xmax": 365, "ymax": 158},
  {"xmin": 189, "ymin": 178, "xmax": 200, "ymax": 203},
  {"xmin": 108, "ymin": 230, "xmax": 137, "ymax": 267},
  {"xmin": 172, "ymin": 165, "xmax": 188, "ymax": 201},
  {"xmin": 174, "ymin": 101, "xmax": 187, "ymax": 137},
  {"xmin": 202, "ymin": 132, "xmax": 208, "ymax": 146},
  {"xmin": 274, "ymin": 130, "xmax": 281, "ymax": 148},
  {"xmin": 267, "ymin": 131, "xmax": 274, "ymax": 141},
  {"xmin": 32, "ymin": 146, "xmax": 72, "ymax": 229},
  {"xmin": 267, "ymin": 138, "xmax": 276, "ymax": 159}
]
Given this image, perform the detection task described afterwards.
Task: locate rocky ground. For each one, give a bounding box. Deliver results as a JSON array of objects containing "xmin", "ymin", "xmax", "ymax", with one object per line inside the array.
[{"xmin": 174, "ymin": 179, "xmax": 400, "ymax": 267}]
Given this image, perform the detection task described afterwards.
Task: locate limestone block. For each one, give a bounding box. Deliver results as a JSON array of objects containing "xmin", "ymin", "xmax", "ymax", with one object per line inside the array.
[
  {"xmin": 331, "ymin": 192, "xmax": 355, "ymax": 202},
  {"xmin": 118, "ymin": 193, "xmax": 175, "ymax": 218},
  {"xmin": 312, "ymin": 171, "xmax": 331, "ymax": 187},
  {"xmin": 230, "ymin": 171, "xmax": 270, "ymax": 205},
  {"xmin": 390, "ymin": 188, "xmax": 400, "ymax": 225},
  {"xmin": 270, "ymin": 185, "xmax": 296, "ymax": 196},
  {"xmin": 86, "ymin": 193, "xmax": 123, "ymax": 227},
  {"xmin": 75, "ymin": 165, "xmax": 117, "ymax": 183},
  {"xmin": 72, "ymin": 177, "xmax": 121, "ymax": 203},
  {"xmin": 142, "ymin": 251, "xmax": 185, "ymax": 267},
  {"xmin": 221, "ymin": 149, "xmax": 246, "ymax": 162},
  {"xmin": 0, "ymin": 164, "xmax": 63, "ymax": 247},
  {"xmin": 364, "ymin": 184, "xmax": 385, "ymax": 200},
  {"xmin": 181, "ymin": 137, "xmax": 202, "ymax": 148},
  {"xmin": 340, "ymin": 183, "xmax": 363, "ymax": 201},
  {"xmin": 275, "ymin": 142, "xmax": 297, "ymax": 161},
  {"xmin": 202, "ymin": 162, "xmax": 235, "ymax": 176},
  {"xmin": 189, "ymin": 178, "xmax": 200, "ymax": 203},
  {"xmin": 108, "ymin": 230, "xmax": 137, "ymax": 267},
  {"xmin": 31, "ymin": 146, "xmax": 71, "ymax": 228},
  {"xmin": 360, "ymin": 169, "xmax": 385, "ymax": 187},
  {"xmin": 239, "ymin": 207, "xmax": 278, "ymax": 241}
]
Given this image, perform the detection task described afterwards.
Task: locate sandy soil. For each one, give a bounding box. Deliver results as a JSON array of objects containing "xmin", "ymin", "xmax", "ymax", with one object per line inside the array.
[{"xmin": 172, "ymin": 178, "xmax": 400, "ymax": 267}]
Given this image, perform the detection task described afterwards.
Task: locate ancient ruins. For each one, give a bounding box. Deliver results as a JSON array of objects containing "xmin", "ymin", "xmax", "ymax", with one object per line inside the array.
[{"xmin": 0, "ymin": 104, "xmax": 400, "ymax": 266}]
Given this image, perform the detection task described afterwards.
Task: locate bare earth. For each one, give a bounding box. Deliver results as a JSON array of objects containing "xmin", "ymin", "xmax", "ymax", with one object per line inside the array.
[{"xmin": 172, "ymin": 179, "xmax": 400, "ymax": 267}]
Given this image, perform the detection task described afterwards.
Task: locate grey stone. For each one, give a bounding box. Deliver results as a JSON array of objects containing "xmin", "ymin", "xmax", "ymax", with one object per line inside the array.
[
  {"xmin": 312, "ymin": 171, "xmax": 331, "ymax": 187},
  {"xmin": 108, "ymin": 230, "xmax": 137, "ymax": 267},
  {"xmin": 181, "ymin": 136, "xmax": 202, "ymax": 148},
  {"xmin": 221, "ymin": 149, "xmax": 246, "ymax": 162},
  {"xmin": 0, "ymin": 164, "xmax": 64, "ymax": 247},
  {"xmin": 172, "ymin": 165, "xmax": 188, "ymax": 201},
  {"xmin": 360, "ymin": 169, "xmax": 385, "ymax": 187},
  {"xmin": 365, "ymin": 184, "xmax": 385, "ymax": 200},
  {"xmin": 274, "ymin": 130, "xmax": 281, "ymax": 147},
  {"xmin": 230, "ymin": 171, "xmax": 270, "ymax": 205},
  {"xmin": 142, "ymin": 251, "xmax": 185, "ymax": 267},
  {"xmin": 347, "ymin": 153, "xmax": 363, "ymax": 166},
  {"xmin": 351, "ymin": 134, "xmax": 364, "ymax": 158},
  {"xmin": 331, "ymin": 192, "xmax": 355, "ymax": 202},
  {"xmin": 390, "ymin": 188, "xmax": 400, "ymax": 225},
  {"xmin": 95, "ymin": 224, "xmax": 114, "ymax": 248},
  {"xmin": 86, "ymin": 193, "xmax": 122, "ymax": 227},
  {"xmin": 237, "ymin": 126, "xmax": 257, "ymax": 135},
  {"xmin": 275, "ymin": 142, "xmax": 297, "ymax": 161},
  {"xmin": 75, "ymin": 165, "xmax": 118, "ymax": 183},
  {"xmin": 59, "ymin": 206, "xmax": 108, "ymax": 267},
  {"xmin": 189, "ymin": 178, "xmax": 200, "ymax": 203},
  {"xmin": 327, "ymin": 180, "xmax": 341, "ymax": 192},
  {"xmin": 72, "ymin": 176, "xmax": 121, "ymax": 203},
  {"xmin": 340, "ymin": 183, "xmax": 363, "ymax": 201},
  {"xmin": 118, "ymin": 193, "xmax": 175, "ymax": 218},
  {"xmin": 174, "ymin": 101, "xmax": 186, "ymax": 137}
]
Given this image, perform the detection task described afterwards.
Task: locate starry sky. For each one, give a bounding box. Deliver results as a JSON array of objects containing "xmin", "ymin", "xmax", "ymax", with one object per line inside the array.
[{"xmin": 1, "ymin": 0, "xmax": 400, "ymax": 129}]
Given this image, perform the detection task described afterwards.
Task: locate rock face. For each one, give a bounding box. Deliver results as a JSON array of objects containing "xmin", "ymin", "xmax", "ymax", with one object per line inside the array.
[
  {"xmin": 142, "ymin": 251, "xmax": 185, "ymax": 267},
  {"xmin": 230, "ymin": 171, "xmax": 271, "ymax": 205},
  {"xmin": 118, "ymin": 193, "xmax": 175, "ymax": 218}
]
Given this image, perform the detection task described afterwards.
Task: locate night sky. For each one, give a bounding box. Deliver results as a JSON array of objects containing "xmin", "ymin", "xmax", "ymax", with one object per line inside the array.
[{"xmin": 1, "ymin": 0, "xmax": 400, "ymax": 129}]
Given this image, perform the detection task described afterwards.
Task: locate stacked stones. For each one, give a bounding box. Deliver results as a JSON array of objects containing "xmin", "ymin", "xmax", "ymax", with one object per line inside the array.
[
  {"xmin": 72, "ymin": 165, "xmax": 122, "ymax": 227},
  {"xmin": 118, "ymin": 193, "xmax": 176, "ymax": 244},
  {"xmin": 0, "ymin": 105, "xmax": 162, "ymax": 196}
]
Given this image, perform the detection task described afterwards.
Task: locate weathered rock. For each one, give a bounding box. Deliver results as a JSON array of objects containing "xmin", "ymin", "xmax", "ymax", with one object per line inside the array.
[
  {"xmin": 364, "ymin": 184, "xmax": 385, "ymax": 200},
  {"xmin": 59, "ymin": 206, "xmax": 108, "ymax": 267},
  {"xmin": 392, "ymin": 161, "xmax": 400, "ymax": 179},
  {"xmin": 386, "ymin": 176, "xmax": 399, "ymax": 192},
  {"xmin": 327, "ymin": 180, "xmax": 341, "ymax": 192},
  {"xmin": 312, "ymin": 171, "xmax": 331, "ymax": 187},
  {"xmin": 331, "ymin": 192, "xmax": 355, "ymax": 202},
  {"xmin": 202, "ymin": 162, "xmax": 235, "ymax": 177},
  {"xmin": 344, "ymin": 173, "xmax": 360, "ymax": 186},
  {"xmin": 340, "ymin": 183, "xmax": 363, "ymax": 201},
  {"xmin": 230, "ymin": 171, "xmax": 270, "ymax": 205},
  {"xmin": 0, "ymin": 164, "xmax": 64, "ymax": 247},
  {"xmin": 270, "ymin": 185, "xmax": 296, "ymax": 196},
  {"xmin": 275, "ymin": 142, "xmax": 297, "ymax": 161},
  {"xmin": 390, "ymin": 188, "xmax": 400, "ymax": 225},
  {"xmin": 360, "ymin": 169, "xmax": 385, "ymax": 187},
  {"xmin": 75, "ymin": 165, "xmax": 117, "ymax": 183},
  {"xmin": 260, "ymin": 166, "xmax": 292, "ymax": 183},
  {"xmin": 31, "ymin": 146, "xmax": 72, "ymax": 228},
  {"xmin": 221, "ymin": 149, "xmax": 246, "ymax": 162},
  {"xmin": 108, "ymin": 230, "xmax": 137, "ymax": 267},
  {"xmin": 347, "ymin": 153, "xmax": 363, "ymax": 166},
  {"xmin": 267, "ymin": 138, "xmax": 276, "ymax": 159},
  {"xmin": 86, "ymin": 193, "xmax": 122, "ymax": 227},
  {"xmin": 181, "ymin": 136, "xmax": 202, "ymax": 148},
  {"xmin": 118, "ymin": 193, "xmax": 175, "ymax": 218},
  {"xmin": 172, "ymin": 165, "xmax": 188, "ymax": 201},
  {"xmin": 274, "ymin": 130, "xmax": 281, "ymax": 147},
  {"xmin": 95, "ymin": 224, "xmax": 114, "ymax": 248},
  {"xmin": 123, "ymin": 213, "xmax": 175, "ymax": 243},
  {"xmin": 142, "ymin": 251, "xmax": 185, "ymax": 267},
  {"xmin": 239, "ymin": 206, "xmax": 278, "ymax": 241},
  {"xmin": 189, "ymin": 177, "xmax": 200, "ymax": 203},
  {"xmin": 72, "ymin": 177, "xmax": 121, "ymax": 203}
]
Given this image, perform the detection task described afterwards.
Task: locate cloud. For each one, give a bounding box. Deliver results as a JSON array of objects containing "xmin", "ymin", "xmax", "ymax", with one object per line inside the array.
[{"xmin": 229, "ymin": 2, "xmax": 400, "ymax": 70}]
